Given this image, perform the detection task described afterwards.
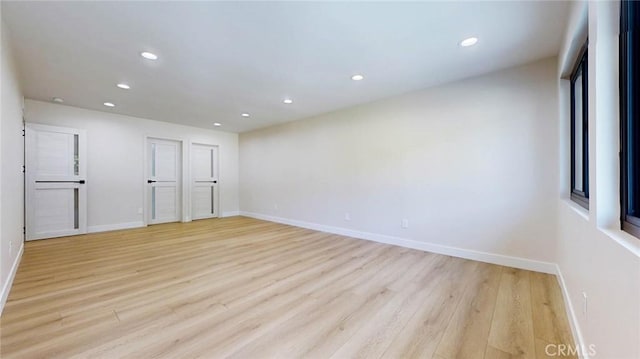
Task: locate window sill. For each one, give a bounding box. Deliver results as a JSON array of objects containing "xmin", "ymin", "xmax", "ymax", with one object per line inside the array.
[
  {"xmin": 598, "ymin": 228, "xmax": 640, "ymax": 258},
  {"xmin": 561, "ymin": 200, "xmax": 639, "ymax": 257},
  {"xmin": 570, "ymin": 192, "xmax": 589, "ymax": 210},
  {"xmin": 562, "ymin": 199, "xmax": 590, "ymax": 221}
]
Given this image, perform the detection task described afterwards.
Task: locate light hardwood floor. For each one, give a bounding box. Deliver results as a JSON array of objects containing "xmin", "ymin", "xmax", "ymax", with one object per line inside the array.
[{"xmin": 0, "ymin": 216, "xmax": 575, "ymax": 358}]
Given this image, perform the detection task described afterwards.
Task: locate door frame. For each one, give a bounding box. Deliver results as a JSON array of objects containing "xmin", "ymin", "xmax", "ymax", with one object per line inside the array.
[
  {"xmin": 143, "ymin": 136, "xmax": 187, "ymax": 225},
  {"xmin": 189, "ymin": 141, "xmax": 220, "ymax": 221},
  {"xmin": 25, "ymin": 123, "xmax": 88, "ymax": 240}
]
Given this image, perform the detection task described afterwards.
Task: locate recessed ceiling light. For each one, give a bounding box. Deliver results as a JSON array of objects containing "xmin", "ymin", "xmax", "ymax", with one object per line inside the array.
[
  {"xmin": 459, "ymin": 37, "xmax": 478, "ymax": 47},
  {"xmin": 117, "ymin": 83, "xmax": 130, "ymax": 89},
  {"xmin": 241, "ymin": 113, "xmax": 250, "ymax": 117},
  {"xmin": 52, "ymin": 97, "xmax": 64, "ymax": 103},
  {"xmin": 103, "ymin": 102, "xmax": 115, "ymax": 107},
  {"xmin": 141, "ymin": 51, "xmax": 158, "ymax": 60},
  {"xmin": 283, "ymin": 99, "xmax": 293, "ymax": 104},
  {"xmin": 213, "ymin": 122, "xmax": 222, "ymax": 127},
  {"xmin": 351, "ymin": 74, "xmax": 364, "ymax": 81}
]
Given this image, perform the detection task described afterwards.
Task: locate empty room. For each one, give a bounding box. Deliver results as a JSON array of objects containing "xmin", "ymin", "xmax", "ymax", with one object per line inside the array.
[{"xmin": 0, "ymin": 1, "xmax": 638, "ymax": 358}]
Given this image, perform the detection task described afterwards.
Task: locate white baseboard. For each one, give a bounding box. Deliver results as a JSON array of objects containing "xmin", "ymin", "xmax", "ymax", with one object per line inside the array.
[
  {"xmin": 239, "ymin": 211, "xmax": 557, "ymax": 274},
  {"xmin": 222, "ymin": 211, "xmax": 240, "ymax": 218},
  {"xmin": 0, "ymin": 242, "xmax": 24, "ymax": 316},
  {"xmin": 87, "ymin": 221, "xmax": 145, "ymax": 233},
  {"xmin": 555, "ymin": 265, "xmax": 589, "ymax": 359}
]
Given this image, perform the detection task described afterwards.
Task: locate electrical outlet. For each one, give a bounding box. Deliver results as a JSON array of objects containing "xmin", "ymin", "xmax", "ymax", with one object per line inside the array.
[
  {"xmin": 344, "ymin": 213, "xmax": 351, "ymax": 221},
  {"xmin": 274, "ymin": 203, "xmax": 278, "ymax": 211},
  {"xmin": 137, "ymin": 207, "xmax": 143, "ymax": 214},
  {"xmin": 401, "ymin": 219, "xmax": 409, "ymax": 229},
  {"xmin": 9, "ymin": 240, "xmax": 12, "ymax": 253},
  {"xmin": 582, "ymin": 292, "xmax": 588, "ymax": 315}
]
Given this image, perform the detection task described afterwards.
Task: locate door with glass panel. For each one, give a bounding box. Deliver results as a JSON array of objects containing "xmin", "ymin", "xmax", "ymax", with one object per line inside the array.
[
  {"xmin": 25, "ymin": 124, "xmax": 87, "ymax": 240},
  {"xmin": 147, "ymin": 138, "xmax": 182, "ymax": 224},
  {"xmin": 191, "ymin": 143, "xmax": 219, "ymax": 220}
]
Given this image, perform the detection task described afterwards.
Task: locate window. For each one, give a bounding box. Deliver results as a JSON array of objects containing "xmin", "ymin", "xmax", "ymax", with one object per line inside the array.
[
  {"xmin": 570, "ymin": 42, "xmax": 589, "ymax": 209},
  {"xmin": 620, "ymin": 0, "xmax": 640, "ymax": 237}
]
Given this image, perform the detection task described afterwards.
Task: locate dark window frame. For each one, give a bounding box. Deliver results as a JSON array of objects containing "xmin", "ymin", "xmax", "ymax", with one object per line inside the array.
[
  {"xmin": 570, "ymin": 42, "xmax": 589, "ymax": 209},
  {"xmin": 620, "ymin": 0, "xmax": 640, "ymax": 238}
]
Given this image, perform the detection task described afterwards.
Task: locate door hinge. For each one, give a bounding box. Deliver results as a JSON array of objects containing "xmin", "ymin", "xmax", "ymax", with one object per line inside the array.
[
  {"xmin": 21, "ymin": 128, "xmax": 25, "ymax": 137},
  {"xmin": 23, "ymin": 227, "xmax": 26, "ymax": 235},
  {"xmin": 21, "ymin": 165, "xmax": 25, "ymax": 173}
]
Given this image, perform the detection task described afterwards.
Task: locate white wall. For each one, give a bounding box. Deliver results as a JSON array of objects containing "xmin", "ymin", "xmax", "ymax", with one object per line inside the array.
[
  {"xmin": 4, "ymin": 3, "xmax": 637, "ymax": 356},
  {"xmin": 240, "ymin": 57, "xmax": 559, "ymax": 269},
  {"xmin": 25, "ymin": 100, "xmax": 239, "ymax": 232},
  {"xmin": 556, "ymin": 1, "xmax": 640, "ymax": 358},
  {"xmin": 1, "ymin": 15, "xmax": 25, "ymax": 311}
]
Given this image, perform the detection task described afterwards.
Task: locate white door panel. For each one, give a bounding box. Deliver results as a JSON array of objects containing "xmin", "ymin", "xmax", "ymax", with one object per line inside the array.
[
  {"xmin": 191, "ymin": 144, "xmax": 218, "ymax": 220},
  {"xmin": 26, "ymin": 124, "xmax": 87, "ymax": 240},
  {"xmin": 152, "ymin": 185, "xmax": 179, "ymax": 222},
  {"xmin": 35, "ymin": 131, "xmax": 77, "ymax": 178},
  {"xmin": 192, "ymin": 185, "xmax": 215, "ymax": 219},
  {"xmin": 192, "ymin": 146, "xmax": 214, "ymax": 179},
  {"xmin": 148, "ymin": 138, "xmax": 182, "ymax": 224},
  {"xmin": 154, "ymin": 143, "xmax": 179, "ymax": 180},
  {"xmin": 34, "ymin": 187, "xmax": 77, "ymax": 234}
]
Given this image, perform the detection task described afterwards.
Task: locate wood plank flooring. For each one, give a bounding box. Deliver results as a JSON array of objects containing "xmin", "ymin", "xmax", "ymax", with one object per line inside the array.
[{"xmin": 0, "ymin": 216, "xmax": 575, "ymax": 358}]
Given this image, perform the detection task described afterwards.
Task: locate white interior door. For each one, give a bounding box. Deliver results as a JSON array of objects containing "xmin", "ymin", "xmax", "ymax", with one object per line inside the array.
[
  {"xmin": 147, "ymin": 138, "xmax": 182, "ymax": 224},
  {"xmin": 26, "ymin": 124, "xmax": 87, "ymax": 240},
  {"xmin": 191, "ymin": 143, "xmax": 219, "ymax": 220}
]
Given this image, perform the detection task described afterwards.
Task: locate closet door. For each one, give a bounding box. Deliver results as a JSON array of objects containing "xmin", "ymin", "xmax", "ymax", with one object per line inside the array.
[
  {"xmin": 147, "ymin": 138, "xmax": 182, "ymax": 224},
  {"xmin": 26, "ymin": 124, "xmax": 87, "ymax": 240},
  {"xmin": 191, "ymin": 144, "xmax": 218, "ymax": 220}
]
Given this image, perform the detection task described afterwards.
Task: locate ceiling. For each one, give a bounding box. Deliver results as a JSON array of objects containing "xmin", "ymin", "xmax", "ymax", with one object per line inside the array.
[{"xmin": 2, "ymin": 1, "xmax": 569, "ymax": 133}]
